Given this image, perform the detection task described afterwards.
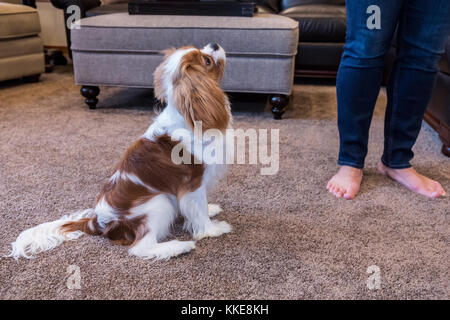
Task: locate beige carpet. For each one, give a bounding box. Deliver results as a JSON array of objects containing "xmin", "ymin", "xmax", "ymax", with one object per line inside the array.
[{"xmin": 0, "ymin": 66, "xmax": 448, "ymax": 300}]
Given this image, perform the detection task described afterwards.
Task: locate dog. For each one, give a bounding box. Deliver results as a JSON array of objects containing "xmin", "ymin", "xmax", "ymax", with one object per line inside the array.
[{"xmin": 8, "ymin": 43, "xmax": 232, "ymax": 260}]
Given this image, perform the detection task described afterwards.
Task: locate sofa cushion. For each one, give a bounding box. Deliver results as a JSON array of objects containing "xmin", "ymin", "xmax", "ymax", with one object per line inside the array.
[
  {"xmin": 0, "ymin": 52, "xmax": 45, "ymax": 82},
  {"xmin": 72, "ymin": 13, "xmax": 299, "ymax": 56},
  {"xmin": 296, "ymin": 42, "xmax": 343, "ymax": 69},
  {"xmin": 0, "ymin": 35, "xmax": 43, "ymax": 59},
  {"xmin": 280, "ymin": 4, "xmax": 346, "ymax": 42},
  {"xmin": 0, "ymin": 3, "xmax": 41, "ymax": 39}
]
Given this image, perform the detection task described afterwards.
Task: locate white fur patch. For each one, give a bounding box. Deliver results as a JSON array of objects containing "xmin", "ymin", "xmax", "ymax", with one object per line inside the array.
[
  {"xmin": 120, "ymin": 172, "xmax": 158, "ymax": 193},
  {"xmin": 95, "ymin": 197, "xmax": 116, "ymax": 229},
  {"xmin": 6, "ymin": 209, "xmax": 95, "ymax": 259},
  {"xmin": 129, "ymin": 239, "xmax": 196, "ymax": 261},
  {"xmin": 165, "ymin": 48, "xmax": 196, "ymax": 79},
  {"xmin": 193, "ymin": 220, "xmax": 232, "ymax": 241},
  {"xmin": 201, "ymin": 44, "xmax": 226, "ymax": 64},
  {"xmin": 208, "ymin": 203, "xmax": 223, "ymax": 217}
]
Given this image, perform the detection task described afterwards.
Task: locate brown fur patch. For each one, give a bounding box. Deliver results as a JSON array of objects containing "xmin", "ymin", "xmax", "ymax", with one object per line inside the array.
[
  {"xmin": 100, "ymin": 177, "xmax": 155, "ymax": 214},
  {"xmin": 118, "ymin": 135, "xmax": 204, "ymax": 197},
  {"xmin": 103, "ymin": 215, "xmax": 148, "ymax": 246},
  {"xmin": 173, "ymin": 50, "xmax": 230, "ymax": 132},
  {"xmin": 61, "ymin": 216, "xmax": 102, "ymax": 236}
]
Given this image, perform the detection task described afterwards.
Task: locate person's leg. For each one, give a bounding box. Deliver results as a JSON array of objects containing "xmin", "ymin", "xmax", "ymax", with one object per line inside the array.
[
  {"xmin": 379, "ymin": 0, "xmax": 450, "ymax": 198},
  {"xmin": 328, "ymin": 0, "xmax": 403, "ymax": 199}
]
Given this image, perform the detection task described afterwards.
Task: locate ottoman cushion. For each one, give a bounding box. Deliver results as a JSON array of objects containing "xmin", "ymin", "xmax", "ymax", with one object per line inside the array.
[
  {"xmin": 0, "ymin": 3, "xmax": 41, "ymax": 39},
  {"xmin": 72, "ymin": 13, "xmax": 298, "ymax": 56},
  {"xmin": 71, "ymin": 13, "xmax": 298, "ymax": 94}
]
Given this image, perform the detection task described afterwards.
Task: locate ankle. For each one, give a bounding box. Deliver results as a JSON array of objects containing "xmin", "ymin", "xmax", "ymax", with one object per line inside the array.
[{"xmin": 339, "ymin": 165, "xmax": 363, "ymax": 176}]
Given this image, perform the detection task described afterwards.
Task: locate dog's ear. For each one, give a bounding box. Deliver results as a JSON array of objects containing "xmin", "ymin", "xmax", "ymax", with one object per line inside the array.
[
  {"xmin": 215, "ymin": 59, "xmax": 226, "ymax": 83},
  {"xmin": 153, "ymin": 48, "xmax": 176, "ymax": 104},
  {"xmin": 153, "ymin": 61, "xmax": 166, "ymax": 104},
  {"xmin": 173, "ymin": 62, "xmax": 230, "ymax": 132}
]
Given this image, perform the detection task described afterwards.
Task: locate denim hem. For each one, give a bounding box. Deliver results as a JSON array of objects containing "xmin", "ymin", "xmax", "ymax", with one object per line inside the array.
[
  {"xmin": 337, "ymin": 160, "xmax": 364, "ymax": 169},
  {"xmin": 381, "ymin": 158, "xmax": 412, "ymax": 169}
]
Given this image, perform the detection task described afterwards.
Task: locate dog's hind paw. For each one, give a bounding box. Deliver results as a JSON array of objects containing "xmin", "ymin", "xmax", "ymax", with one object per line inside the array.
[
  {"xmin": 208, "ymin": 203, "xmax": 223, "ymax": 217},
  {"xmin": 194, "ymin": 220, "xmax": 232, "ymax": 240},
  {"xmin": 129, "ymin": 240, "xmax": 196, "ymax": 260}
]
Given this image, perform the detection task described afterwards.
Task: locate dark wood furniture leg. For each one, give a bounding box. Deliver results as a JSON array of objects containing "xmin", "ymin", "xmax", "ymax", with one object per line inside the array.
[
  {"xmin": 423, "ymin": 110, "xmax": 450, "ymax": 158},
  {"xmin": 269, "ymin": 94, "xmax": 289, "ymax": 120},
  {"xmin": 81, "ymin": 86, "xmax": 100, "ymax": 109},
  {"xmin": 442, "ymin": 143, "xmax": 450, "ymax": 157},
  {"xmin": 23, "ymin": 74, "xmax": 40, "ymax": 83}
]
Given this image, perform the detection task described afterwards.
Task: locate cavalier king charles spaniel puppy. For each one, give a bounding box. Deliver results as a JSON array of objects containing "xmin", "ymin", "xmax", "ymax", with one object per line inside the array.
[{"xmin": 8, "ymin": 43, "xmax": 232, "ymax": 260}]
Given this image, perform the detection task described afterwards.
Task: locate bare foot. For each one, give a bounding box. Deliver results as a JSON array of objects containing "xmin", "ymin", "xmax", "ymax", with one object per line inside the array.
[
  {"xmin": 327, "ymin": 166, "xmax": 363, "ymax": 200},
  {"xmin": 378, "ymin": 163, "xmax": 446, "ymax": 198}
]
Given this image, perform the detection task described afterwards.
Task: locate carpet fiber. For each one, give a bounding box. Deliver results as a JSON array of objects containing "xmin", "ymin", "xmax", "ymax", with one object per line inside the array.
[{"xmin": 0, "ymin": 66, "xmax": 448, "ymax": 299}]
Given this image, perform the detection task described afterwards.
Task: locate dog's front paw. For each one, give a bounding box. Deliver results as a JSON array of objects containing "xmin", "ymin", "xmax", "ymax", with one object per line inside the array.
[
  {"xmin": 208, "ymin": 203, "xmax": 223, "ymax": 217},
  {"xmin": 194, "ymin": 220, "xmax": 232, "ymax": 240}
]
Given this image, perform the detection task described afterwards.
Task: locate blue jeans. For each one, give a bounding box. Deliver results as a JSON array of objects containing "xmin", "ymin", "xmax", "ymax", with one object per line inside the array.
[{"xmin": 337, "ymin": 0, "xmax": 450, "ymax": 169}]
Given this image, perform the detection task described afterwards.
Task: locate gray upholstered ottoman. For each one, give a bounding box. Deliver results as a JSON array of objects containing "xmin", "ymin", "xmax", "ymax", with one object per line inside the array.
[{"xmin": 71, "ymin": 13, "xmax": 298, "ymax": 118}]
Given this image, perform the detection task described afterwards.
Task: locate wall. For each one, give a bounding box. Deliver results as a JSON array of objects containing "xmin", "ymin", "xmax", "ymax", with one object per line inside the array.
[{"xmin": 36, "ymin": 1, "xmax": 67, "ymax": 47}]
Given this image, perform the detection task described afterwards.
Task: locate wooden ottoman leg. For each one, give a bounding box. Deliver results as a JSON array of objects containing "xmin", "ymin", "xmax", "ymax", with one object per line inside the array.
[
  {"xmin": 270, "ymin": 94, "xmax": 289, "ymax": 120},
  {"xmin": 23, "ymin": 74, "xmax": 40, "ymax": 83},
  {"xmin": 81, "ymin": 86, "xmax": 100, "ymax": 109}
]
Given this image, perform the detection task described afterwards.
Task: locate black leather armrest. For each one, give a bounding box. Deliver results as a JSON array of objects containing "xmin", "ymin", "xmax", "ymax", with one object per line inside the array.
[
  {"xmin": 439, "ymin": 36, "xmax": 450, "ymax": 75},
  {"xmin": 256, "ymin": 4, "xmax": 277, "ymax": 14},
  {"xmin": 50, "ymin": 0, "xmax": 101, "ymax": 12},
  {"xmin": 49, "ymin": 0, "xmax": 101, "ymax": 59}
]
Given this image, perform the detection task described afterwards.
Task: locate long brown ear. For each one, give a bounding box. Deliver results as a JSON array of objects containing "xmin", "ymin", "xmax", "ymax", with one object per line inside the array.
[
  {"xmin": 153, "ymin": 48, "xmax": 176, "ymax": 103},
  {"xmin": 173, "ymin": 65, "xmax": 230, "ymax": 132}
]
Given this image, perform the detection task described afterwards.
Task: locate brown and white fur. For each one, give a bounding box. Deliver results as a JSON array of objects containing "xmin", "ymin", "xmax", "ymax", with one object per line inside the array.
[{"xmin": 8, "ymin": 43, "xmax": 232, "ymax": 260}]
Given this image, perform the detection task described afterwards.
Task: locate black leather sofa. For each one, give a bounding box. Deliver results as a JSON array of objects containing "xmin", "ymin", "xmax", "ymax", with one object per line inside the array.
[
  {"xmin": 50, "ymin": 0, "xmax": 347, "ymax": 77},
  {"xmin": 424, "ymin": 37, "xmax": 450, "ymax": 157}
]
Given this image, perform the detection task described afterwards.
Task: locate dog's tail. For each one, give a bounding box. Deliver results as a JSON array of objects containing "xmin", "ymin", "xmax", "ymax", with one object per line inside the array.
[{"xmin": 7, "ymin": 209, "xmax": 101, "ymax": 260}]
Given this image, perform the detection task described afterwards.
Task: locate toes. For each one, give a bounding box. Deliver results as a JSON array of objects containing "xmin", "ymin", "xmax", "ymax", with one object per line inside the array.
[
  {"xmin": 433, "ymin": 182, "xmax": 445, "ymax": 196},
  {"xmin": 327, "ymin": 184, "xmax": 335, "ymax": 193},
  {"xmin": 427, "ymin": 182, "xmax": 445, "ymax": 198},
  {"xmin": 331, "ymin": 186, "xmax": 339, "ymax": 196},
  {"xmin": 326, "ymin": 181, "xmax": 333, "ymax": 191},
  {"xmin": 343, "ymin": 187, "xmax": 358, "ymax": 200},
  {"xmin": 327, "ymin": 182, "xmax": 359, "ymax": 199},
  {"xmin": 343, "ymin": 192, "xmax": 354, "ymax": 200}
]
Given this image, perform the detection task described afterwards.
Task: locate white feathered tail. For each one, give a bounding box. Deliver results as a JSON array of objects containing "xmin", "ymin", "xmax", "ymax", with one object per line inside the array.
[{"xmin": 7, "ymin": 209, "xmax": 96, "ymax": 259}]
